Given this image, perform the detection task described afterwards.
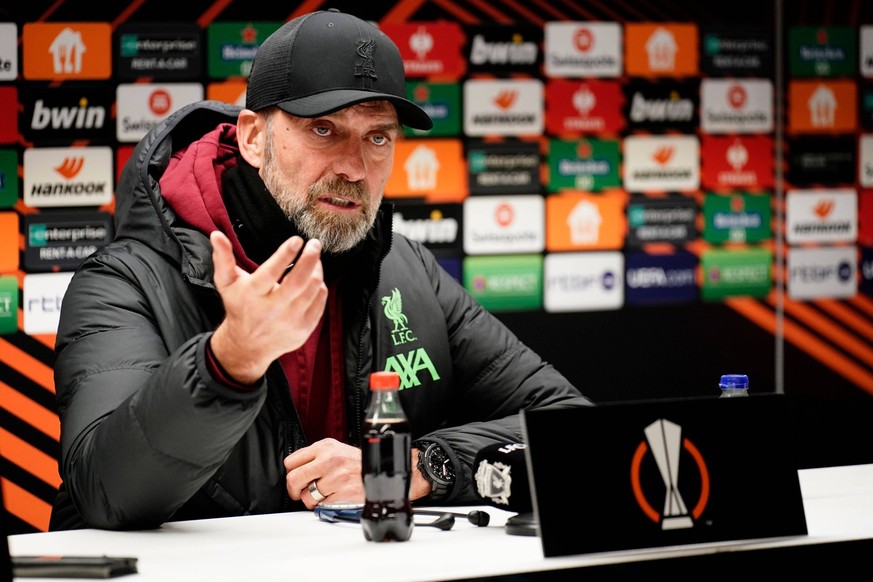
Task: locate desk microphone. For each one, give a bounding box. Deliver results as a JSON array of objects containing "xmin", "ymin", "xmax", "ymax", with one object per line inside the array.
[{"xmin": 473, "ymin": 442, "xmax": 537, "ymax": 536}]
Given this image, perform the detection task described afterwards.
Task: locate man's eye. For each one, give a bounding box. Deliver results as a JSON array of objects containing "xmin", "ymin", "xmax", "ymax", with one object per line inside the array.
[
  {"xmin": 371, "ymin": 135, "xmax": 388, "ymax": 145},
  {"xmin": 314, "ymin": 126, "xmax": 332, "ymax": 136}
]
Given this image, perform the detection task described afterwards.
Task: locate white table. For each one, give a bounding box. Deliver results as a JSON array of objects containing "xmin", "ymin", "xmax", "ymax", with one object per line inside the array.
[{"xmin": 9, "ymin": 463, "xmax": 873, "ymax": 581}]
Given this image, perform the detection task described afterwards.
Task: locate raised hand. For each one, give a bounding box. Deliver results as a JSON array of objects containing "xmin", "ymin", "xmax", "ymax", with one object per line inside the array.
[{"xmin": 209, "ymin": 230, "xmax": 328, "ymax": 385}]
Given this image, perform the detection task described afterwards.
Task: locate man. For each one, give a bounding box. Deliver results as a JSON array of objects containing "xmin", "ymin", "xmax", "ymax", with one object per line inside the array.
[{"xmin": 50, "ymin": 9, "xmax": 590, "ymax": 531}]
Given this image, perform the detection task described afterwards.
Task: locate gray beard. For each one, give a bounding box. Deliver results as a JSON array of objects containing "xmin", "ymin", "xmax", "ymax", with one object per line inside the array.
[{"xmin": 261, "ymin": 145, "xmax": 378, "ymax": 254}]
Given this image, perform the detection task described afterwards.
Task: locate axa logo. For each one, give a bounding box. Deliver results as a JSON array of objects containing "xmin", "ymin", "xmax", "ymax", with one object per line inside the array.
[
  {"xmin": 54, "ymin": 158, "xmax": 84, "ymax": 179},
  {"xmin": 381, "ymin": 287, "xmax": 441, "ymax": 389},
  {"xmin": 384, "ymin": 348, "xmax": 441, "ymax": 390},
  {"xmin": 631, "ymin": 418, "xmax": 710, "ymax": 530}
]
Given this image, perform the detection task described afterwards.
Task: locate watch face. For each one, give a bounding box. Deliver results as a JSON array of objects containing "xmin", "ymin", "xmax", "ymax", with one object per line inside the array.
[{"xmin": 427, "ymin": 445, "xmax": 455, "ymax": 484}]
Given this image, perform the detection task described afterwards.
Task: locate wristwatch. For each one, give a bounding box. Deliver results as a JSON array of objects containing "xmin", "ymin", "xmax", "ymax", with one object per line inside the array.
[{"xmin": 416, "ymin": 442, "xmax": 456, "ymax": 501}]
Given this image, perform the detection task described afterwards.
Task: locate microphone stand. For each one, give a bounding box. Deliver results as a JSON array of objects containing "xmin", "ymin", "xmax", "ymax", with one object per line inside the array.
[{"xmin": 505, "ymin": 512, "xmax": 538, "ymax": 536}]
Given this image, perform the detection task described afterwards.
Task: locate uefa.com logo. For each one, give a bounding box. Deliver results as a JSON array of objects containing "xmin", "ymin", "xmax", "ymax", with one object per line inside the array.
[{"xmin": 630, "ymin": 418, "xmax": 710, "ymax": 530}]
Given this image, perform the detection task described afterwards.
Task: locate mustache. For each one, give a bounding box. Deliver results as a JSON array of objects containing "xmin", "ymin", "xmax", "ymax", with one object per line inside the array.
[{"xmin": 308, "ymin": 177, "xmax": 369, "ymax": 201}]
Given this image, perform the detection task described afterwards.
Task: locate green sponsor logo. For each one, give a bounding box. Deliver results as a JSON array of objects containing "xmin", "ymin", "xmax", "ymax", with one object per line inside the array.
[
  {"xmin": 788, "ymin": 27, "xmax": 855, "ymax": 77},
  {"xmin": 207, "ymin": 22, "xmax": 283, "ymax": 79},
  {"xmin": 381, "ymin": 287, "xmax": 417, "ymax": 346},
  {"xmin": 405, "ymin": 82, "xmax": 460, "ymax": 137},
  {"xmin": 548, "ymin": 139, "xmax": 621, "ymax": 192},
  {"xmin": 0, "ymin": 276, "xmax": 17, "ymax": 335},
  {"xmin": 28, "ymin": 224, "xmax": 47, "ymax": 247},
  {"xmin": 463, "ymin": 255, "xmax": 542, "ymax": 312},
  {"xmin": 120, "ymin": 34, "xmax": 139, "ymax": 57},
  {"xmin": 381, "ymin": 287, "xmax": 440, "ymax": 389},
  {"xmin": 701, "ymin": 248, "xmax": 772, "ymax": 301},
  {"xmin": 702, "ymin": 193, "xmax": 772, "ymax": 244},
  {"xmin": 384, "ymin": 348, "xmax": 440, "ymax": 390},
  {"xmin": 0, "ymin": 149, "xmax": 19, "ymax": 208}
]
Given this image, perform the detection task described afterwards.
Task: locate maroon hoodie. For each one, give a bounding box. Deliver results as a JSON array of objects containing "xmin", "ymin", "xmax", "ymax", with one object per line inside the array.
[{"xmin": 157, "ymin": 122, "xmax": 346, "ymax": 444}]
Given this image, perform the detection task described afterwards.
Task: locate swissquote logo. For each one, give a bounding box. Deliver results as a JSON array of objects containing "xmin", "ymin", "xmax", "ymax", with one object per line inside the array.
[
  {"xmin": 116, "ymin": 83, "xmax": 204, "ymax": 143},
  {"xmin": 631, "ymin": 418, "xmax": 710, "ymax": 530},
  {"xmin": 381, "ymin": 287, "xmax": 440, "ymax": 390}
]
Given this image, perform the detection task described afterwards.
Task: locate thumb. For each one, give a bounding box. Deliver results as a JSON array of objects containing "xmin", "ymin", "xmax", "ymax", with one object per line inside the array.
[{"xmin": 210, "ymin": 230, "xmax": 238, "ymax": 290}]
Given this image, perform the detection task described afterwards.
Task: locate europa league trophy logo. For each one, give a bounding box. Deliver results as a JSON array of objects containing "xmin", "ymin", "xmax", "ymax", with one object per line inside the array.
[{"xmin": 644, "ymin": 418, "xmax": 694, "ymax": 530}]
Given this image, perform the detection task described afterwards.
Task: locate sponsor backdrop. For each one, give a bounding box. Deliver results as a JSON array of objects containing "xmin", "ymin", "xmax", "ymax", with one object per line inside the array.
[{"xmin": 0, "ymin": 0, "xmax": 872, "ymax": 534}]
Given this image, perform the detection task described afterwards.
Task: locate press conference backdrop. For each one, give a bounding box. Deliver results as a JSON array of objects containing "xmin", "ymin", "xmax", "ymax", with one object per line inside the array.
[{"xmin": 0, "ymin": 0, "xmax": 872, "ymax": 536}]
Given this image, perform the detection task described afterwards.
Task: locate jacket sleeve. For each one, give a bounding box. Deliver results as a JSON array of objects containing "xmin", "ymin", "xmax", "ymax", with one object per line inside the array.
[
  {"xmin": 53, "ymin": 249, "xmax": 266, "ymax": 530},
  {"xmin": 404, "ymin": 240, "xmax": 593, "ymax": 504}
]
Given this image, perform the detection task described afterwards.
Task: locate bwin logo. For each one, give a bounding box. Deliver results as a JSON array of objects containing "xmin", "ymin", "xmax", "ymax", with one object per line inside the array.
[
  {"xmin": 31, "ymin": 98, "xmax": 107, "ymax": 130},
  {"xmin": 630, "ymin": 418, "xmax": 710, "ymax": 530},
  {"xmin": 381, "ymin": 287, "xmax": 416, "ymax": 346}
]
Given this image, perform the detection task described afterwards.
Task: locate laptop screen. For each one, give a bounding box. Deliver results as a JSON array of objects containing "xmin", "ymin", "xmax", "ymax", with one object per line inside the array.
[{"xmin": 521, "ymin": 394, "xmax": 808, "ymax": 557}]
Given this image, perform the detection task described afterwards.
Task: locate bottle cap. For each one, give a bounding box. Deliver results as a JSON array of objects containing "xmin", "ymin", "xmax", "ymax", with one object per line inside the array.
[
  {"xmin": 370, "ymin": 371, "xmax": 400, "ymax": 390},
  {"xmin": 719, "ymin": 374, "xmax": 749, "ymax": 389}
]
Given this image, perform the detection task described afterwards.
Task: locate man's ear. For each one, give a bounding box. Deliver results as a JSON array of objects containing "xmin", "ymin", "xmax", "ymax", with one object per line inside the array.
[{"xmin": 237, "ymin": 109, "xmax": 266, "ymax": 169}]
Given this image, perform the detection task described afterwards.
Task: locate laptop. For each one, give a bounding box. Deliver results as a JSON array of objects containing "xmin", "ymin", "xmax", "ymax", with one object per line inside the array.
[{"xmin": 521, "ymin": 393, "xmax": 808, "ymax": 557}]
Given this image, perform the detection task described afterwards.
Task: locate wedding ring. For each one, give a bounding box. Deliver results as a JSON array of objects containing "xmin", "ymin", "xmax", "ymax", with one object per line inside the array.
[{"xmin": 308, "ymin": 480, "xmax": 326, "ymax": 503}]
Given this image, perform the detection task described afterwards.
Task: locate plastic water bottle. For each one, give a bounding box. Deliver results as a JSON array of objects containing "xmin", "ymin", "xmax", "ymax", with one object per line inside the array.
[
  {"xmin": 719, "ymin": 374, "xmax": 749, "ymax": 398},
  {"xmin": 361, "ymin": 371, "xmax": 413, "ymax": 542}
]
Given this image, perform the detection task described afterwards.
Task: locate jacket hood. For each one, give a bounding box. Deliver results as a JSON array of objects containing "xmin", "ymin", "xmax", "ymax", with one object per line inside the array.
[{"xmin": 114, "ymin": 100, "xmax": 242, "ymax": 283}]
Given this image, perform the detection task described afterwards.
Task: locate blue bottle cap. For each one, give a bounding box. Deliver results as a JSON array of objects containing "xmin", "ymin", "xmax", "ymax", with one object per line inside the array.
[{"xmin": 719, "ymin": 374, "xmax": 749, "ymax": 389}]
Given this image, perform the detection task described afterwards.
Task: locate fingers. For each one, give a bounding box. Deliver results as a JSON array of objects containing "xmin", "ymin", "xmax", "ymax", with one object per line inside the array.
[
  {"xmin": 210, "ymin": 231, "xmax": 238, "ymax": 290},
  {"xmin": 285, "ymin": 439, "xmax": 364, "ymax": 509},
  {"xmin": 251, "ymin": 236, "xmax": 308, "ymax": 295}
]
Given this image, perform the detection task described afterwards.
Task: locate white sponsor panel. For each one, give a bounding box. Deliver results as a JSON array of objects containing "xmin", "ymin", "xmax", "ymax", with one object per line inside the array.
[
  {"xmin": 622, "ymin": 135, "xmax": 700, "ymax": 192},
  {"xmin": 0, "ymin": 23, "xmax": 18, "ymax": 81},
  {"xmin": 463, "ymin": 195, "xmax": 544, "ymax": 254},
  {"xmin": 859, "ymin": 134, "xmax": 873, "ymax": 187},
  {"xmin": 544, "ymin": 251, "xmax": 624, "ymax": 312},
  {"xmin": 24, "ymin": 146, "xmax": 114, "ymax": 208},
  {"xmin": 700, "ymin": 79, "xmax": 774, "ymax": 134},
  {"xmin": 463, "ymin": 78, "xmax": 543, "ymax": 136},
  {"xmin": 785, "ymin": 188, "xmax": 857, "ymax": 244},
  {"xmin": 23, "ymin": 272, "xmax": 74, "ymax": 335},
  {"xmin": 544, "ymin": 22, "xmax": 622, "ymax": 78},
  {"xmin": 861, "ymin": 26, "xmax": 873, "ymax": 78},
  {"xmin": 117, "ymin": 82, "xmax": 204, "ymax": 142},
  {"xmin": 787, "ymin": 246, "xmax": 857, "ymax": 300}
]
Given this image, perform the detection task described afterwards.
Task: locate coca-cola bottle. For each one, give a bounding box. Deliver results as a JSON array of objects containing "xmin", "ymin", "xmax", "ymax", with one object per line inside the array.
[{"xmin": 361, "ymin": 371, "xmax": 413, "ymax": 542}]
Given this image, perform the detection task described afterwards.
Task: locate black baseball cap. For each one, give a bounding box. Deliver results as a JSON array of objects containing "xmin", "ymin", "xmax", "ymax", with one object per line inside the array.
[{"xmin": 245, "ymin": 9, "xmax": 433, "ymax": 130}]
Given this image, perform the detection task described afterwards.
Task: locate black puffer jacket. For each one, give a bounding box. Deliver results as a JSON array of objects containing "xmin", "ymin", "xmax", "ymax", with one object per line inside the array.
[{"xmin": 50, "ymin": 101, "xmax": 590, "ymax": 531}]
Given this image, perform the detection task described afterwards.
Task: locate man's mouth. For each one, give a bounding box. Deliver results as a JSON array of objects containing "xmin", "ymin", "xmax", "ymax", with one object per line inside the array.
[{"xmin": 319, "ymin": 195, "xmax": 360, "ymax": 210}]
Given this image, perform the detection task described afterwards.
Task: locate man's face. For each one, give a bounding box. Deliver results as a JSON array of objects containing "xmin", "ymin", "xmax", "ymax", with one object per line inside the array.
[{"xmin": 260, "ymin": 101, "xmax": 400, "ymax": 253}]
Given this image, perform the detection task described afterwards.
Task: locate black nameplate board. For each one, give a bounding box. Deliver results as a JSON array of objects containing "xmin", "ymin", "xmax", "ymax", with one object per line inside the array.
[{"xmin": 522, "ymin": 394, "xmax": 807, "ymax": 557}]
